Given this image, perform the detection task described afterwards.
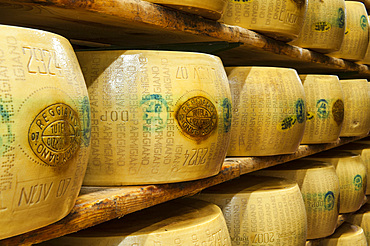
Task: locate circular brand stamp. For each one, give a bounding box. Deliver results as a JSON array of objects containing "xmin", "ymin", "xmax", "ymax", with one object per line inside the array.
[
  {"xmin": 332, "ymin": 99, "xmax": 344, "ymax": 126},
  {"xmin": 176, "ymin": 96, "xmax": 217, "ymax": 139},
  {"xmin": 221, "ymin": 98, "xmax": 232, "ymax": 133},
  {"xmin": 338, "ymin": 8, "xmax": 345, "ymax": 28},
  {"xmin": 316, "ymin": 99, "xmax": 329, "ymax": 119},
  {"xmin": 353, "ymin": 174, "xmax": 363, "ymax": 191},
  {"xmin": 324, "ymin": 191, "xmax": 335, "ymax": 211},
  {"xmin": 295, "ymin": 98, "xmax": 305, "ymax": 124},
  {"xmin": 361, "ymin": 15, "xmax": 368, "ymax": 30},
  {"xmin": 28, "ymin": 103, "xmax": 81, "ymax": 167}
]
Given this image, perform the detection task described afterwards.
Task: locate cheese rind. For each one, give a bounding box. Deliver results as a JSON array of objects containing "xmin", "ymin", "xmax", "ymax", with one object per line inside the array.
[
  {"xmin": 77, "ymin": 50, "xmax": 232, "ymax": 185},
  {"xmin": 346, "ymin": 203, "xmax": 370, "ymax": 245},
  {"xmin": 0, "ymin": 24, "xmax": 91, "ymax": 239},
  {"xmin": 254, "ymin": 160, "xmax": 340, "ymax": 239},
  {"xmin": 195, "ymin": 175, "xmax": 307, "ymax": 245},
  {"xmin": 299, "ymin": 75, "xmax": 344, "ymax": 144},
  {"xmin": 226, "ymin": 67, "xmax": 306, "ymax": 156}
]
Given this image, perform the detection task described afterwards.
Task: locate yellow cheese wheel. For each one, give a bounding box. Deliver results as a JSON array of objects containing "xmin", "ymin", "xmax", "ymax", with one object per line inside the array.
[
  {"xmin": 226, "ymin": 67, "xmax": 306, "ymax": 156},
  {"xmin": 195, "ymin": 175, "xmax": 307, "ymax": 245},
  {"xmin": 0, "ymin": 25, "xmax": 91, "ymax": 240},
  {"xmin": 346, "ymin": 202, "xmax": 370, "ymax": 245},
  {"xmin": 299, "ymin": 75, "xmax": 344, "ymax": 144},
  {"xmin": 77, "ymin": 50, "xmax": 232, "ymax": 185},
  {"xmin": 339, "ymin": 79, "xmax": 370, "ymax": 137},
  {"xmin": 309, "ymin": 222, "xmax": 367, "ymax": 246},
  {"xmin": 39, "ymin": 198, "xmax": 232, "ymax": 245},
  {"xmin": 289, "ymin": 0, "xmax": 346, "ymax": 53},
  {"xmin": 328, "ymin": 1, "xmax": 369, "ymax": 61},
  {"xmin": 144, "ymin": 0, "xmax": 228, "ymax": 20},
  {"xmin": 307, "ymin": 150, "xmax": 367, "ymax": 213},
  {"xmin": 254, "ymin": 159, "xmax": 340, "ymax": 239},
  {"xmin": 358, "ymin": 16, "xmax": 370, "ymax": 64},
  {"xmin": 220, "ymin": 0, "xmax": 307, "ymax": 41}
]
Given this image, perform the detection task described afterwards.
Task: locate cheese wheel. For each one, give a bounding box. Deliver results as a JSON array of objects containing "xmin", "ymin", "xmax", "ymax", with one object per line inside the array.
[
  {"xmin": 254, "ymin": 160, "xmax": 340, "ymax": 239},
  {"xmin": 0, "ymin": 25, "xmax": 91, "ymax": 240},
  {"xmin": 346, "ymin": 202, "xmax": 370, "ymax": 244},
  {"xmin": 339, "ymin": 79, "xmax": 370, "ymax": 137},
  {"xmin": 77, "ymin": 50, "xmax": 232, "ymax": 185},
  {"xmin": 327, "ymin": 1, "xmax": 369, "ymax": 61},
  {"xmin": 195, "ymin": 175, "xmax": 307, "ymax": 245},
  {"xmin": 289, "ymin": 0, "xmax": 346, "ymax": 53},
  {"xmin": 307, "ymin": 150, "xmax": 367, "ymax": 213},
  {"xmin": 226, "ymin": 67, "xmax": 306, "ymax": 156},
  {"xmin": 38, "ymin": 198, "xmax": 232, "ymax": 246},
  {"xmin": 299, "ymin": 75, "xmax": 344, "ymax": 144},
  {"xmin": 220, "ymin": 0, "xmax": 307, "ymax": 42},
  {"xmin": 358, "ymin": 16, "xmax": 370, "ymax": 64}
]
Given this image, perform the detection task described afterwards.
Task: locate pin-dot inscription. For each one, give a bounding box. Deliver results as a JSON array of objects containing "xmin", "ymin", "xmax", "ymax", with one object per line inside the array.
[
  {"xmin": 176, "ymin": 96, "xmax": 217, "ymax": 139},
  {"xmin": 28, "ymin": 103, "xmax": 81, "ymax": 167}
]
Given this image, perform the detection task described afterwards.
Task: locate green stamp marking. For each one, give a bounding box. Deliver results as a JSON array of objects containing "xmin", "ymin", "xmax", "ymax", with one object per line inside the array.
[
  {"xmin": 338, "ymin": 8, "xmax": 345, "ymax": 28},
  {"xmin": 324, "ymin": 191, "xmax": 335, "ymax": 211},
  {"xmin": 353, "ymin": 174, "xmax": 363, "ymax": 191},
  {"xmin": 361, "ymin": 15, "xmax": 368, "ymax": 30},
  {"xmin": 278, "ymin": 116, "xmax": 297, "ymax": 131},
  {"xmin": 295, "ymin": 98, "xmax": 305, "ymax": 124},
  {"xmin": 312, "ymin": 22, "xmax": 331, "ymax": 32},
  {"xmin": 221, "ymin": 98, "xmax": 232, "ymax": 133},
  {"xmin": 316, "ymin": 99, "xmax": 329, "ymax": 119},
  {"xmin": 81, "ymin": 96, "xmax": 91, "ymax": 147},
  {"xmin": 140, "ymin": 94, "xmax": 169, "ymax": 132}
]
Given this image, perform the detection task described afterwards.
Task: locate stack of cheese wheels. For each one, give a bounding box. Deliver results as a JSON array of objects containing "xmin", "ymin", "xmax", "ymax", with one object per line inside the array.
[
  {"xmin": 144, "ymin": 0, "xmax": 227, "ymax": 20},
  {"xmin": 299, "ymin": 74, "xmax": 344, "ymax": 144},
  {"xmin": 77, "ymin": 50, "xmax": 232, "ymax": 185},
  {"xmin": 306, "ymin": 150, "xmax": 367, "ymax": 213},
  {"xmin": 289, "ymin": 0, "xmax": 346, "ymax": 53},
  {"xmin": 346, "ymin": 202, "xmax": 370, "ymax": 244},
  {"xmin": 339, "ymin": 79, "xmax": 370, "ymax": 137},
  {"xmin": 335, "ymin": 141, "xmax": 370, "ymax": 194},
  {"xmin": 195, "ymin": 175, "xmax": 307, "ymax": 245},
  {"xmin": 253, "ymin": 159, "xmax": 340, "ymax": 239},
  {"xmin": 307, "ymin": 223, "xmax": 367, "ymax": 246},
  {"xmin": 39, "ymin": 198, "xmax": 232, "ymax": 245},
  {"xmin": 220, "ymin": 0, "xmax": 307, "ymax": 41},
  {"xmin": 0, "ymin": 25, "xmax": 91, "ymax": 239},
  {"xmin": 328, "ymin": 1, "xmax": 369, "ymax": 61},
  {"xmin": 226, "ymin": 67, "xmax": 306, "ymax": 156}
]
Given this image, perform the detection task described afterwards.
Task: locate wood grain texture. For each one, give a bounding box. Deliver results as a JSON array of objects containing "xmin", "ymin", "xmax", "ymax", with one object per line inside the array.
[{"xmin": 1, "ymin": 135, "xmax": 368, "ymax": 245}]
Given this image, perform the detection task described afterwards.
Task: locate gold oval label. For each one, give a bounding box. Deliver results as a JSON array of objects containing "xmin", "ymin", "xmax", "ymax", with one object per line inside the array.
[
  {"xmin": 176, "ymin": 96, "xmax": 217, "ymax": 140},
  {"xmin": 28, "ymin": 103, "xmax": 81, "ymax": 167}
]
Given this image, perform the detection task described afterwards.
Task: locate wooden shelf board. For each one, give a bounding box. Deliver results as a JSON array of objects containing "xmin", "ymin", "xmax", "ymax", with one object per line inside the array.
[
  {"xmin": 1, "ymin": 135, "xmax": 368, "ymax": 245},
  {"xmin": 0, "ymin": 0, "xmax": 369, "ymax": 78}
]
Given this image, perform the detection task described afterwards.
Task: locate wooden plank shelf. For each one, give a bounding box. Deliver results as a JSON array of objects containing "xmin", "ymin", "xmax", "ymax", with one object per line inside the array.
[
  {"xmin": 0, "ymin": 0, "xmax": 369, "ymax": 78},
  {"xmin": 1, "ymin": 135, "xmax": 368, "ymax": 246}
]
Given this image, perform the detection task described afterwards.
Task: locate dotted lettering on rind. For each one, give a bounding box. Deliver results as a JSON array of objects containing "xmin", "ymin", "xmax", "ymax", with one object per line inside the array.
[
  {"xmin": 332, "ymin": 99, "xmax": 344, "ymax": 126},
  {"xmin": 28, "ymin": 103, "xmax": 81, "ymax": 167},
  {"xmin": 324, "ymin": 191, "xmax": 335, "ymax": 211},
  {"xmin": 81, "ymin": 96, "xmax": 91, "ymax": 147},
  {"xmin": 176, "ymin": 96, "xmax": 217, "ymax": 140},
  {"xmin": 338, "ymin": 8, "xmax": 345, "ymax": 28},
  {"xmin": 140, "ymin": 94, "xmax": 169, "ymax": 132},
  {"xmin": 316, "ymin": 99, "xmax": 329, "ymax": 119},
  {"xmin": 360, "ymin": 15, "xmax": 368, "ymax": 31},
  {"xmin": 221, "ymin": 98, "xmax": 232, "ymax": 133},
  {"xmin": 353, "ymin": 174, "xmax": 363, "ymax": 191},
  {"xmin": 295, "ymin": 98, "xmax": 305, "ymax": 124}
]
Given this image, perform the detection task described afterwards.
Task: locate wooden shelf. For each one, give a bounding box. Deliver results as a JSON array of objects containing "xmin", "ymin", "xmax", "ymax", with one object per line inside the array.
[
  {"xmin": 0, "ymin": 135, "xmax": 368, "ymax": 245},
  {"xmin": 0, "ymin": 0, "xmax": 369, "ymax": 78}
]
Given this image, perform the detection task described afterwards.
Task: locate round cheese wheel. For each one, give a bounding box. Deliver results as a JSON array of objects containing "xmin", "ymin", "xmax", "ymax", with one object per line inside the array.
[
  {"xmin": 38, "ymin": 198, "xmax": 232, "ymax": 245},
  {"xmin": 289, "ymin": 0, "xmax": 346, "ymax": 53},
  {"xmin": 195, "ymin": 175, "xmax": 307, "ymax": 245},
  {"xmin": 144, "ymin": 0, "xmax": 227, "ymax": 20},
  {"xmin": 306, "ymin": 150, "xmax": 367, "ymax": 213},
  {"xmin": 299, "ymin": 74, "xmax": 344, "ymax": 144},
  {"xmin": 327, "ymin": 1, "xmax": 369, "ymax": 61},
  {"xmin": 346, "ymin": 203, "xmax": 370, "ymax": 245},
  {"xmin": 339, "ymin": 79, "xmax": 370, "ymax": 137},
  {"xmin": 254, "ymin": 159, "xmax": 340, "ymax": 239},
  {"xmin": 358, "ymin": 16, "xmax": 370, "ymax": 64},
  {"xmin": 220, "ymin": 0, "xmax": 307, "ymax": 41},
  {"xmin": 76, "ymin": 50, "xmax": 232, "ymax": 185},
  {"xmin": 0, "ymin": 25, "xmax": 91, "ymax": 240},
  {"xmin": 226, "ymin": 66, "xmax": 306, "ymax": 156}
]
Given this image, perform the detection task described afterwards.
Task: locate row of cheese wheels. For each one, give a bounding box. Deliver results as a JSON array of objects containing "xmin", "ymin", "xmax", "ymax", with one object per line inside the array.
[
  {"xmin": 38, "ymin": 145, "xmax": 370, "ymax": 245},
  {"xmin": 145, "ymin": 0, "xmax": 370, "ymax": 63}
]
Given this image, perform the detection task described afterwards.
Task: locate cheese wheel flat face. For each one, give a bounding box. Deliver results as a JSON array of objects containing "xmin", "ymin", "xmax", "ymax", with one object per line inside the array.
[
  {"xmin": 226, "ymin": 67, "xmax": 306, "ymax": 156},
  {"xmin": 254, "ymin": 160, "xmax": 340, "ymax": 239},
  {"xmin": 347, "ymin": 203, "xmax": 370, "ymax": 245},
  {"xmin": 220, "ymin": 0, "xmax": 307, "ymax": 41},
  {"xmin": 0, "ymin": 25, "xmax": 91, "ymax": 239},
  {"xmin": 195, "ymin": 175, "xmax": 307, "ymax": 245},
  {"xmin": 299, "ymin": 75, "xmax": 344, "ymax": 144},
  {"xmin": 145, "ymin": 0, "xmax": 228, "ymax": 20},
  {"xmin": 339, "ymin": 79, "xmax": 370, "ymax": 137},
  {"xmin": 307, "ymin": 151, "xmax": 367, "ymax": 213},
  {"xmin": 319, "ymin": 222, "xmax": 367, "ymax": 246},
  {"xmin": 77, "ymin": 50, "xmax": 232, "ymax": 185},
  {"xmin": 39, "ymin": 198, "xmax": 232, "ymax": 246},
  {"xmin": 289, "ymin": 0, "xmax": 346, "ymax": 53},
  {"xmin": 328, "ymin": 1, "xmax": 369, "ymax": 61}
]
